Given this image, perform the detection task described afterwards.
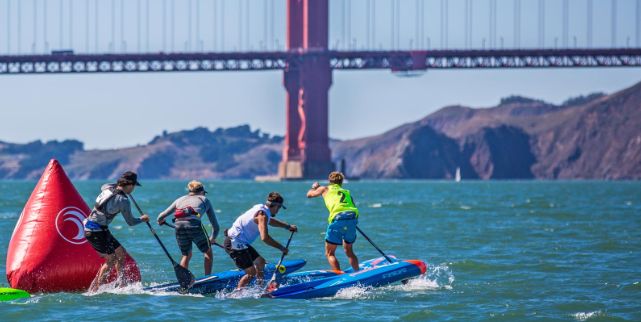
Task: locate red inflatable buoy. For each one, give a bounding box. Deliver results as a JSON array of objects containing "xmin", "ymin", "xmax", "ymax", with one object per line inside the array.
[{"xmin": 6, "ymin": 159, "xmax": 141, "ymax": 293}]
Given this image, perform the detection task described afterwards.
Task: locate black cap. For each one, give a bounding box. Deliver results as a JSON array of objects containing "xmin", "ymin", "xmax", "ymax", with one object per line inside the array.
[
  {"xmin": 266, "ymin": 192, "xmax": 286, "ymax": 209},
  {"xmin": 117, "ymin": 171, "xmax": 141, "ymax": 186}
]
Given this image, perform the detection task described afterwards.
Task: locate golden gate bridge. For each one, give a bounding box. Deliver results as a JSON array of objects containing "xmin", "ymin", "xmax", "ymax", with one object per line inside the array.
[{"xmin": 2, "ymin": 0, "xmax": 641, "ymax": 179}]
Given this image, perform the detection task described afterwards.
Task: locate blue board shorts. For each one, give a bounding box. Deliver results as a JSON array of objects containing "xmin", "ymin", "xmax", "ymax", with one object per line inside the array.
[{"xmin": 325, "ymin": 213, "xmax": 358, "ymax": 245}]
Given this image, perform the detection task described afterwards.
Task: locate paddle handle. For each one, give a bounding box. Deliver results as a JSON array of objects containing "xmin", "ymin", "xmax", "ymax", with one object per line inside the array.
[
  {"xmin": 128, "ymin": 194, "xmax": 178, "ymax": 265},
  {"xmin": 355, "ymin": 226, "xmax": 394, "ymax": 264},
  {"xmin": 276, "ymin": 231, "xmax": 295, "ymax": 266},
  {"xmin": 267, "ymin": 231, "xmax": 295, "ymax": 286}
]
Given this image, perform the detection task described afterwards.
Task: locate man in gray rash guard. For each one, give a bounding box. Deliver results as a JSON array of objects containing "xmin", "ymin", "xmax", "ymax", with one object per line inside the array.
[
  {"xmin": 84, "ymin": 171, "xmax": 150, "ymax": 292},
  {"xmin": 157, "ymin": 180, "xmax": 220, "ymax": 275}
]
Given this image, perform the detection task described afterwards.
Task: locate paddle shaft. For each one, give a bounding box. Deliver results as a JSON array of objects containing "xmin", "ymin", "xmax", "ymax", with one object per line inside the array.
[
  {"xmin": 267, "ymin": 231, "xmax": 295, "ymax": 285},
  {"xmin": 162, "ymin": 221, "xmax": 225, "ymax": 250},
  {"xmin": 355, "ymin": 226, "xmax": 394, "ymax": 264},
  {"xmin": 128, "ymin": 194, "xmax": 179, "ymax": 265}
]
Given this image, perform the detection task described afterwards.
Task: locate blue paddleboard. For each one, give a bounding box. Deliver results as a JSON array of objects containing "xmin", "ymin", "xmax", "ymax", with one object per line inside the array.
[
  {"xmin": 268, "ymin": 257, "xmax": 426, "ymax": 299},
  {"xmin": 147, "ymin": 259, "xmax": 306, "ymax": 294}
]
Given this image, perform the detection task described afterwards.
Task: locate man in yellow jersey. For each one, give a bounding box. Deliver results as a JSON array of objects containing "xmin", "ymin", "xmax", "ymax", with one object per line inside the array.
[{"xmin": 307, "ymin": 171, "xmax": 359, "ymax": 271}]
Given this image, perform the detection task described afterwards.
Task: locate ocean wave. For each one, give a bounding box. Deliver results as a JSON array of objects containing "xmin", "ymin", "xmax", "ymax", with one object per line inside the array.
[
  {"xmin": 83, "ymin": 282, "xmax": 204, "ymax": 298},
  {"xmin": 0, "ymin": 212, "xmax": 20, "ymax": 219},
  {"xmin": 572, "ymin": 310, "xmax": 604, "ymax": 321},
  {"xmin": 449, "ymin": 259, "xmax": 500, "ymax": 273},
  {"xmin": 622, "ymin": 281, "xmax": 641, "ymax": 291},
  {"xmin": 214, "ymin": 285, "xmax": 264, "ymax": 300}
]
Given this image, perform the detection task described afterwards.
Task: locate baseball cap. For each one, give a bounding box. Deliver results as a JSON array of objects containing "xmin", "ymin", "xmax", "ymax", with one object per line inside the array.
[{"xmin": 117, "ymin": 171, "xmax": 141, "ymax": 186}]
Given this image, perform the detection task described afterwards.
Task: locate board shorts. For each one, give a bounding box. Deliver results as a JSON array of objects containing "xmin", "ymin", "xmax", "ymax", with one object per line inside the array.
[
  {"xmin": 85, "ymin": 230, "xmax": 122, "ymax": 255},
  {"xmin": 223, "ymin": 236, "xmax": 261, "ymax": 270},
  {"xmin": 325, "ymin": 212, "xmax": 358, "ymax": 245},
  {"xmin": 175, "ymin": 225, "xmax": 210, "ymax": 256}
]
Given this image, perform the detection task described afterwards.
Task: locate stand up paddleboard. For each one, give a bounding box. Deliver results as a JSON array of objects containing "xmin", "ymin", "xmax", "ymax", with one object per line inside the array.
[
  {"xmin": 146, "ymin": 259, "xmax": 306, "ymax": 294},
  {"xmin": 0, "ymin": 288, "xmax": 30, "ymax": 301},
  {"xmin": 266, "ymin": 256, "xmax": 427, "ymax": 299}
]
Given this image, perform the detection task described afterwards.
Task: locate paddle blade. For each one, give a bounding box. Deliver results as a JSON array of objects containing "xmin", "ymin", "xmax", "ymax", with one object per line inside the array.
[
  {"xmin": 260, "ymin": 280, "xmax": 279, "ymax": 298},
  {"xmin": 266, "ymin": 280, "xmax": 279, "ymax": 292},
  {"xmin": 174, "ymin": 264, "xmax": 195, "ymax": 292}
]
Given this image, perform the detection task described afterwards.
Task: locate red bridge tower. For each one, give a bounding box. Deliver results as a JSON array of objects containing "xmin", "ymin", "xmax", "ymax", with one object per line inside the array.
[{"xmin": 278, "ymin": 0, "xmax": 335, "ymax": 179}]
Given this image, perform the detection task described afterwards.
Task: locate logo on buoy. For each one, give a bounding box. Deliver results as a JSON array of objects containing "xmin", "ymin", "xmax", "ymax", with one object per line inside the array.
[{"xmin": 55, "ymin": 206, "xmax": 88, "ymax": 245}]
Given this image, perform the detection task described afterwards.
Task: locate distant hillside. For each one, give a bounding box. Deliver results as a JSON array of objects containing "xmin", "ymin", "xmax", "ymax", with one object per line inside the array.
[
  {"xmin": 1, "ymin": 81, "xmax": 640, "ymax": 180},
  {"xmin": 0, "ymin": 140, "xmax": 84, "ymax": 179},
  {"xmin": 0, "ymin": 125, "xmax": 282, "ymax": 180},
  {"xmin": 333, "ymin": 81, "xmax": 641, "ymax": 179}
]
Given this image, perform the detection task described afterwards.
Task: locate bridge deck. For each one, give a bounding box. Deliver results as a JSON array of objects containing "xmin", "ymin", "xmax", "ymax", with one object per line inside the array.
[{"xmin": 2, "ymin": 49, "xmax": 641, "ymax": 75}]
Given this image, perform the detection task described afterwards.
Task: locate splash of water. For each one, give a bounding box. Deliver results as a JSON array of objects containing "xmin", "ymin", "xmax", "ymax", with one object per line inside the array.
[
  {"xmin": 333, "ymin": 285, "xmax": 374, "ymax": 300},
  {"xmin": 393, "ymin": 262, "xmax": 455, "ymax": 292},
  {"xmin": 83, "ymin": 281, "xmax": 204, "ymax": 298},
  {"xmin": 328, "ymin": 261, "xmax": 455, "ymax": 299},
  {"xmin": 214, "ymin": 285, "xmax": 265, "ymax": 299}
]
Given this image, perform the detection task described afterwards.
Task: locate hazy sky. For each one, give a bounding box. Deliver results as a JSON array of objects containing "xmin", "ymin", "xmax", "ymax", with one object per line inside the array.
[{"xmin": 1, "ymin": 0, "xmax": 640, "ymax": 149}]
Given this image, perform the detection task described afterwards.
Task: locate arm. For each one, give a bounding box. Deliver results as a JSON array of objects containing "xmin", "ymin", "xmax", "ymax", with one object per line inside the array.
[
  {"xmin": 306, "ymin": 182, "xmax": 327, "ymax": 198},
  {"xmin": 157, "ymin": 200, "xmax": 177, "ymax": 225},
  {"xmin": 205, "ymin": 200, "xmax": 220, "ymax": 239},
  {"xmin": 121, "ymin": 198, "xmax": 144, "ymax": 226},
  {"xmin": 269, "ymin": 217, "xmax": 297, "ymax": 232},
  {"xmin": 257, "ymin": 211, "xmax": 286, "ymax": 252}
]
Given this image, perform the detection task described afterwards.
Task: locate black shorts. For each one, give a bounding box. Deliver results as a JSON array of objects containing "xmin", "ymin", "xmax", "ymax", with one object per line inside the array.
[
  {"xmin": 224, "ymin": 236, "xmax": 260, "ymax": 270},
  {"xmin": 176, "ymin": 225, "xmax": 210, "ymax": 256},
  {"xmin": 85, "ymin": 230, "xmax": 121, "ymax": 255}
]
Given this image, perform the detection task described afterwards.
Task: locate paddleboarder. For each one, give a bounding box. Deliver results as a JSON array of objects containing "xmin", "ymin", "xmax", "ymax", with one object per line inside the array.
[
  {"xmin": 157, "ymin": 180, "xmax": 220, "ymax": 275},
  {"xmin": 84, "ymin": 171, "xmax": 150, "ymax": 292},
  {"xmin": 307, "ymin": 171, "xmax": 360, "ymax": 272},
  {"xmin": 224, "ymin": 192, "xmax": 297, "ymax": 289}
]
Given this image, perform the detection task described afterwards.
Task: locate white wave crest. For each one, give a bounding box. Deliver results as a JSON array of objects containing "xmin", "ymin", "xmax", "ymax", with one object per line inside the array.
[
  {"xmin": 428, "ymin": 262, "xmax": 455, "ymax": 288},
  {"xmin": 388, "ymin": 263, "xmax": 455, "ymax": 293},
  {"xmin": 214, "ymin": 285, "xmax": 264, "ymax": 299},
  {"xmin": 83, "ymin": 281, "xmax": 204, "ymax": 298},
  {"xmin": 333, "ymin": 285, "xmax": 374, "ymax": 300},
  {"xmin": 573, "ymin": 311, "xmax": 603, "ymax": 321},
  {"xmin": 397, "ymin": 275, "xmax": 443, "ymax": 291}
]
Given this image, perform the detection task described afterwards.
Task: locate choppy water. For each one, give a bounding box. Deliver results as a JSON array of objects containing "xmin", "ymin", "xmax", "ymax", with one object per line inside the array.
[{"xmin": 1, "ymin": 180, "xmax": 640, "ymax": 321}]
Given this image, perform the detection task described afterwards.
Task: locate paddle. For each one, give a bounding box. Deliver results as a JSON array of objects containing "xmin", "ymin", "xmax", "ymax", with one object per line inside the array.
[
  {"xmin": 161, "ymin": 221, "xmax": 225, "ymax": 250},
  {"xmin": 265, "ymin": 231, "xmax": 295, "ymax": 291},
  {"xmin": 355, "ymin": 226, "xmax": 395, "ymax": 264},
  {"xmin": 128, "ymin": 194, "xmax": 194, "ymax": 291}
]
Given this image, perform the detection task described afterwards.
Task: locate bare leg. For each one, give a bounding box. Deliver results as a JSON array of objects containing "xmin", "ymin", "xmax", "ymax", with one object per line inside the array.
[
  {"xmin": 204, "ymin": 248, "xmax": 213, "ymax": 275},
  {"xmin": 343, "ymin": 242, "xmax": 359, "ymax": 271},
  {"xmin": 88, "ymin": 253, "xmax": 115, "ymax": 292},
  {"xmin": 254, "ymin": 256, "xmax": 266, "ymax": 286},
  {"xmin": 180, "ymin": 252, "xmax": 193, "ymax": 270},
  {"xmin": 325, "ymin": 242, "xmax": 341, "ymax": 271},
  {"xmin": 237, "ymin": 266, "xmax": 257, "ymax": 289},
  {"xmin": 112, "ymin": 247, "xmax": 129, "ymax": 286}
]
